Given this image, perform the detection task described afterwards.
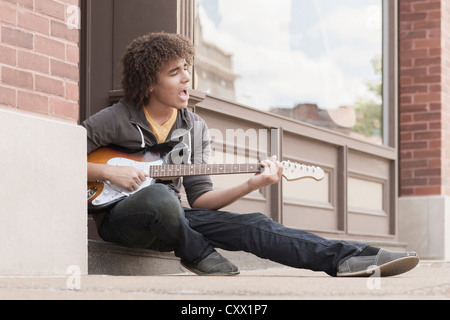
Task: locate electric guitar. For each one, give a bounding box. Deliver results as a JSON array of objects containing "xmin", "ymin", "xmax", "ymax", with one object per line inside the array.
[{"xmin": 87, "ymin": 146, "xmax": 325, "ymax": 213}]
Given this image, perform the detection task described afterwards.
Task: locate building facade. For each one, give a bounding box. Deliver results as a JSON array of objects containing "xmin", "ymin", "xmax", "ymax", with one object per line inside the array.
[{"xmin": 0, "ymin": 0, "xmax": 448, "ymax": 275}]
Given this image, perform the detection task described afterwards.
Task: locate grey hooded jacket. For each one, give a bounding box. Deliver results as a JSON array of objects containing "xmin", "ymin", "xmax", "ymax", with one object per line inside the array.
[{"xmin": 81, "ymin": 98, "xmax": 213, "ymax": 207}]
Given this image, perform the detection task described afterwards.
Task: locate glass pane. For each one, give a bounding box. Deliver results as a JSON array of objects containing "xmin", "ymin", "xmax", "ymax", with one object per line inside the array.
[{"xmin": 195, "ymin": 0, "xmax": 384, "ymax": 145}]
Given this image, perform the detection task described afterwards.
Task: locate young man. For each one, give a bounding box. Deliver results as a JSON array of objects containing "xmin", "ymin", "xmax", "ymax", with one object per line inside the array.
[{"xmin": 82, "ymin": 32, "xmax": 419, "ymax": 277}]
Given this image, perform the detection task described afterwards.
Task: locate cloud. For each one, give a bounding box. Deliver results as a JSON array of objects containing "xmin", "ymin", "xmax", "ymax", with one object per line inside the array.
[{"xmin": 197, "ymin": 0, "xmax": 381, "ymax": 110}]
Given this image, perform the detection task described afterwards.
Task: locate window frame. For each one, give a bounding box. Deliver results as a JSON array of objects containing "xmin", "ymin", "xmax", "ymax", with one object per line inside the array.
[
  {"xmin": 185, "ymin": 0, "xmax": 399, "ymax": 240},
  {"xmin": 192, "ymin": 0, "xmax": 396, "ymax": 148}
]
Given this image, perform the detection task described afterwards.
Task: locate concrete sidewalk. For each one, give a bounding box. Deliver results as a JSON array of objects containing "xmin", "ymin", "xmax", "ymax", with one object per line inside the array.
[{"xmin": 0, "ymin": 261, "xmax": 449, "ymax": 300}]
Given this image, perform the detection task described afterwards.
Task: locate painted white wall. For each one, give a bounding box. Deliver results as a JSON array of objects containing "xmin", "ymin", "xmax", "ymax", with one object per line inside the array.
[
  {"xmin": 0, "ymin": 109, "xmax": 87, "ymax": 275},
  {"xmin": 399, "ymin": 196, "xmax": 450, "ymax": 261}
]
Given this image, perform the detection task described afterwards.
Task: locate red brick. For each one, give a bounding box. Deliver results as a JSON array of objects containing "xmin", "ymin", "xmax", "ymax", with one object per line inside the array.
[
  {"xmin": 413, "ymin": 75, "xmax": 441, "ymax": 84},
  {"xmin": 430, "ymin": 84, "xmax": 442, "ymax": 92},
  {"xmin": 51, "ymin": 20, "xmax": 79, "ymax": 43},
  {"xmin": 415, "ymin": 57, "xmax": 442, "ymax": 70},
  {"xmin": 51, "ymin": 60, "xmax": 78, "ymax": 81},
  {"xmin": 34, "ymin": 35, "xmax": 66, "ymax": 60},
  {"xmin": 400, "ymin": 114, "xmax": 413, "ymax": 124},
  {"xmin": 413, "ymin": 93, "xmax": 441, "ymax": 103},
  {"xmin": 414, "ymin": 149, "xmax": 441, "ymax": 159},
  {"xmin": 401, "ymin": 85, "xmax": 428, "ymax": 94},
  {"xmin": 1, "ymin": 27, "xmax": 33, "ymax": 49},
  {"xmin": 430, "ymin": 122, "xmax": 442, "ymax": 130},
  {"xmin": 429, "ymin": 139, "xmax": 442, "ymax": 148},
  {"xmin": 3, "ymin": 0, "xmax": 33, "ymax": 9},
  {"xmin": 35, "ymin": 0, "xmax": 65, "ymax": 20},
  {"xmin": 400, "ymin": 122, "xmax": 428, "ymax": 132},
  {"xmin": 400, "ymin": 150, "xmax": 413, "ymax": 160},
  {"xmin": 401, "ymin": 159, "xmax": 428, "ymax": 169},
  {"xmin": 1, "ymin": 66, "xmax": 33, "ymax": 89},
  {"xmin": 413, "ymin": 112, "xmax": 441, "ymax": 122},
  {"xmin": 400, "ymin": 48, "xmax": 428, "ymax": 59},
  {"xmin": 401, "ymin": 141, "xmax": 428, "ymax": 150},
  {"xmin": 401, "ymin": 67, "xmax": 428, "ymax": 77},
  {"xmin": 35, "ymin": 74, "xmax": 65, "ymax": 97},
  {"xmin": 414, "ymin": 131, "xmax": 441, "ymax": 140},
  {"xmin": 17, "ymin": 90, "xmax": 48, "ymax": 114},
  {"xmin": 401, "ymin": 132, "xmax": 413, "ymax": 141},
  {"xmin": 414, "ymin": 2, "xmax": 441, "ymax": 11},
  {"xmin": 0, "ymin": 45, "xmax": 16, "ymax": 66},
  {"xmin": 0, "ymin": 3, "xmax": 16, "ymax": 25},
  {"xmin": 400, "ymin": 12, "xmax": 427, "ymax": 22},
  {"xmin": 414, "ymin": 38, "xmax": 441, "ymax": 48},
  {"xmin": 414, "ymin": 186, "xmax": 442, "ymax": 196},
  {"xmin": 18, "ymin": 10, "xmax": 50, "ymax": 35},
  {"xmin": 400, "ymin": 30, "xmax": 426, "ymax": 40},
  {"xmin": 0, "ymin": 85, "xmax": 16, "ymax": 106},
  {"xmin": 401, "ymin": 188, "xmax": 415, "ymax": 196},
  {"xmin": 66, "ymin": 44, "xmax": 79, "ymax": 64},
  {"xmin": 413, "ymin": 20, "xmax": 441, "ymax": 31},
  {"xmin": 415, "ymin": 168, "xmax": 441, "ymax": 178},
  {"xmin": 50, "ymin": 97, "xmax": 79, "ymax": 121},
  {"xmin": 18, "ymin": 50, "xmax": 50, "ymax": 74},
  {"xmin": 401, "ymin": 177, "xmax": 428, "ymax": 187},
  {"xmin": 66, "ymin": 81, "xmax": 79, "ymax": 101}
]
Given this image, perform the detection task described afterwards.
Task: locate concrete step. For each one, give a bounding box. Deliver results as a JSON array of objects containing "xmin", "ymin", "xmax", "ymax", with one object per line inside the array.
[
  {"xmin": 88, "ymin": 240, "xmax": 283, "ymax": 276},
  {"xmin": 88, "ymin": 239, "xmax": 407, "ymax": 276}
]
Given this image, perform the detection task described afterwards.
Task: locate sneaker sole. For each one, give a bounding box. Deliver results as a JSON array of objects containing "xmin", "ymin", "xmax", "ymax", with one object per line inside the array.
[
  {"xmin": 181, "ymin": 262, "xmax": 240, "ymax": 276},
  {"xmin": 337, "ymin": 255, "xmax": 420, "ymax": 277}
]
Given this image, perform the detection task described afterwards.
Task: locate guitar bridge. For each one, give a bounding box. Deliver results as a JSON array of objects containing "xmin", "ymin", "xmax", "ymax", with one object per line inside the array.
[{"xmin": 87, "ymin": 186, "xmax": 97, "ymax": 200}]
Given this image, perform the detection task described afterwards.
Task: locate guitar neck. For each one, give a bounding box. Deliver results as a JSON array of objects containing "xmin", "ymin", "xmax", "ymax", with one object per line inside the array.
[
  {"xmin": 149, "ymin": 163, "xmax": 262, "ymax": 178},
  {"xmin": 88, "ymin": 147, "xmax": 325, "ymax": 182}
]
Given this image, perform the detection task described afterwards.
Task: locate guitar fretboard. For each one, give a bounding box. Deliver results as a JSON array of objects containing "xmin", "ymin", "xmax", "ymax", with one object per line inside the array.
[{"xmin": 149, "ymin": 163, "xmax": 263, "ymax": 178}]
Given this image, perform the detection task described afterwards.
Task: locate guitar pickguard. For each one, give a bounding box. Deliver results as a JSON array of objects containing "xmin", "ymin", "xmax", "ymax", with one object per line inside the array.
[{"xmin": 90, "ymin": 157, "xmax": 163, "ymax": 208}]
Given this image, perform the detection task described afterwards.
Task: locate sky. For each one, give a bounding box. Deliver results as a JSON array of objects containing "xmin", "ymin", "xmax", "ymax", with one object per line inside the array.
[{"xmin": 197, "ymin": 0, "xmax": 382, "ymax": 111}]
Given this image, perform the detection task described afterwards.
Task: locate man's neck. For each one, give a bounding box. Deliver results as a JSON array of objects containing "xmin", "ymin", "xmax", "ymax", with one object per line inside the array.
[{"xmin": 143, "ymin": 102, "xmax": 175, "ymax": 126}]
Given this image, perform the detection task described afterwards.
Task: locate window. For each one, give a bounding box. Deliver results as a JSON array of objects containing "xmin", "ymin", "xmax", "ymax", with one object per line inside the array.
[{"xmin": 195, "ymin": 0, "xmax": 384, "ymax": 145}]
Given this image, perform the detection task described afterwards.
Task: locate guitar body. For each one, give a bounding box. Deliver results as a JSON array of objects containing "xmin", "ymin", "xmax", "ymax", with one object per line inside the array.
[
  {"xmin": 87, "ymin": 146, "xmax": 325, "ymax": 214},
  {"xmin": 87, "ymin": 146, "xmax": 170, "ymax": 213}
]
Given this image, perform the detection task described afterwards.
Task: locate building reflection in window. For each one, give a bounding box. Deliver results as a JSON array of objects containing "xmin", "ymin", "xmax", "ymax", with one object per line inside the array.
[{"xmin": 194, "ymin": 0, "xmax": 383, "ymax": 145}]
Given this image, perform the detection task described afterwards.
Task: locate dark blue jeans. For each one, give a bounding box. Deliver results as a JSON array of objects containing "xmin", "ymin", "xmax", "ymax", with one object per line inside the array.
[{"xmin": 98, "ymin": 184, "xmax": 366, "ymax": 276}]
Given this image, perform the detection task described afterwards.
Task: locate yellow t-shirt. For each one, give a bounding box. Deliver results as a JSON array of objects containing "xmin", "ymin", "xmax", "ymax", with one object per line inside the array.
[{"xmin": 143, "ymin": 108, "xmax": 178, "ymax": 144}]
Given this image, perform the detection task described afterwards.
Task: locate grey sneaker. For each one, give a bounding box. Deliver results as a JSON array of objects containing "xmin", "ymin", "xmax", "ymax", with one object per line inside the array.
[
  {"xmin": 337, "ymin": 249, "xmax": 419, "ymax": 277},
  {"xmin": 181, "ymin": 251, "xmax": 240, "ymax": 276}
]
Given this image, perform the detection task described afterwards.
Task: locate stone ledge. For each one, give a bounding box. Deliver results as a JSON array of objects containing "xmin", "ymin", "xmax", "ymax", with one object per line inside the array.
[
  {"xmin": 88, "ymin": 240, "xmax": 284, "ymax": 276},
  {"xmin": 88, "ymin": 240, "xmax": 185, "ymax": 276}
]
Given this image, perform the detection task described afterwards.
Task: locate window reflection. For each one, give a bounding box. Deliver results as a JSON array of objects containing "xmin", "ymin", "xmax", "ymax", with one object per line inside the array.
[{"xmin": 195, "ymin": 0, "xmax": 383, "ymax": 144}]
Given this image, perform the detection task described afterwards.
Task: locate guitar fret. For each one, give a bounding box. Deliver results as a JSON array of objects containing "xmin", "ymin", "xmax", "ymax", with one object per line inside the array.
[{"xmin": 149, "ymin": 162, "xmax": 262, "ymax": 178}]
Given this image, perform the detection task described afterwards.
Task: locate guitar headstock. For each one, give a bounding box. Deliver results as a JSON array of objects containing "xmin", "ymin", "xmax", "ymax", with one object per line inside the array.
[{"xmin": 281, "ymin": 160, "xmax": 325, "ymax": 181}]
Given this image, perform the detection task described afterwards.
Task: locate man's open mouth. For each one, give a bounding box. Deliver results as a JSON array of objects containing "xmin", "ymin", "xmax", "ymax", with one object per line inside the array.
[{"xmin": 179, "ymin": 89, "xmax": 189, "ymax": 101}]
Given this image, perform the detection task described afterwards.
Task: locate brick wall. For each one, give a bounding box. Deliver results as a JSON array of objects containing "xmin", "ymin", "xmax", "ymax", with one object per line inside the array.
[
  {"xmin": 399, "ymin": 0, "xmax": 450, "ymax": 197},
  {"xmin": 0, "ymin": 0, "xmax": 79, "ymax": 122}
]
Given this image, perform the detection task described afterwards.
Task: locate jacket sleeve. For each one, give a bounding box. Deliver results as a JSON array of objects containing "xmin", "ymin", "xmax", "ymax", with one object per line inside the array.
[
  {"xmin": 81, "ymin": 107, "xmax": 118, "ymax": 154},
  {"xmin": 182, "ymin": 118, "xmax": 214, "ymax": 207}
]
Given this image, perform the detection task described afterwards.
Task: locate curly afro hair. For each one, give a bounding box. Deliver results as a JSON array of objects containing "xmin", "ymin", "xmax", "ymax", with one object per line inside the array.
[{"xmin": 121, "ymin": 32, "xmax": 195, "ymax": 108}]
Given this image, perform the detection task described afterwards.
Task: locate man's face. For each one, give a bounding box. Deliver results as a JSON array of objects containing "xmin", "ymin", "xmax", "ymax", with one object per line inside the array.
[{"xmin": 149, "ymin": 58, "xmax": 191, "ymax": 110}]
